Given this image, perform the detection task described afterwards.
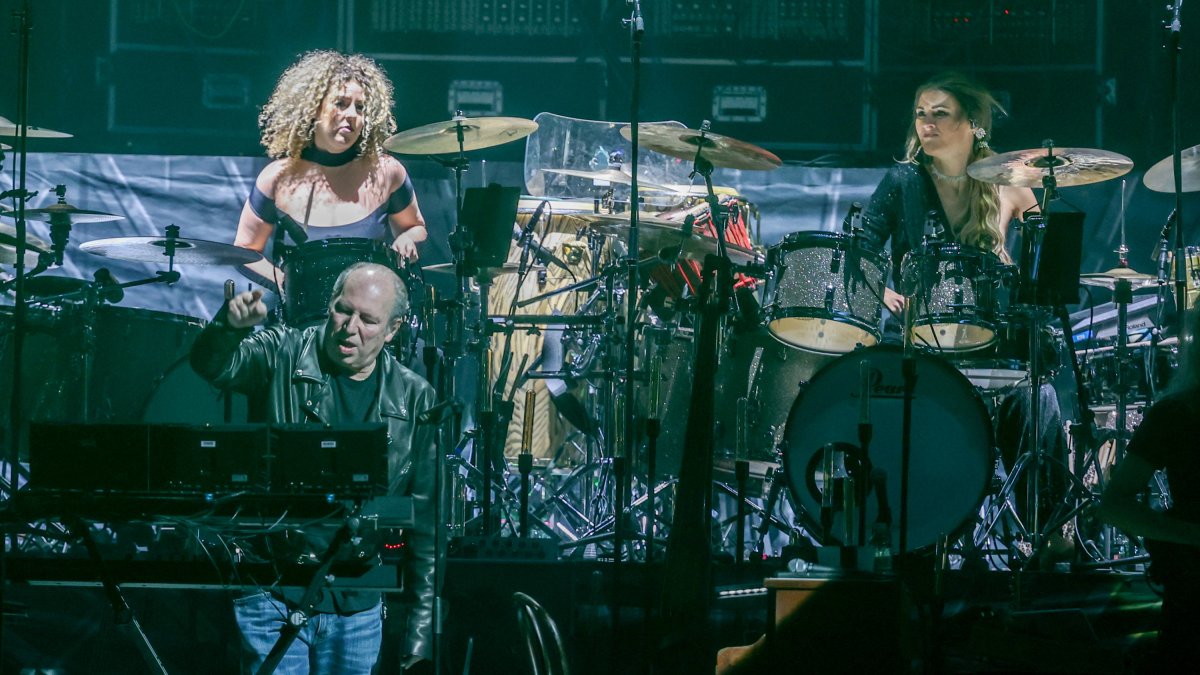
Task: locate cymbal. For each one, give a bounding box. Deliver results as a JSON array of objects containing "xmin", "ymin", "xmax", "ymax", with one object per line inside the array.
[
  {"xmin": 541, "ymin": 168, "xmax": 672, "ymax": 191},
  {"xmin": 1143, "ymin": 143, "xmax": 1200, "ymax": 193},
  {"xmin": 383, "ymin": 116, "xmax": 537, "ymax": 155},
  {"xmin": 620, "ymin": 124, "xmax": 782, "ymax": 171},
  {"xmin": 79, "ymin": 237, "xmax": 263, "ymax": 265},
  {"xmin": 966, "ymin": 147, "xmax": 1133, "ymax": 188},
  {"xmin": 0, "ymin": 116, "xmax": 73, "ymax": 139},
  {"xmin": 582, "ymin": 212, "xmax": 756, "ymax": 263},
  {"xmin": 2, "ymin": 203, "xmax": 124, "ymax": 225},
  {"xmin": 1079, "ymin": 267, "xmax": 1158, "ymax": 291},
  {"xmin": 421, "ymin": 262, "xmax": 537, "ymax": 277},
  {"xmin": 0, "ymin": 223, "xmax": 50, "ymax": 267}
]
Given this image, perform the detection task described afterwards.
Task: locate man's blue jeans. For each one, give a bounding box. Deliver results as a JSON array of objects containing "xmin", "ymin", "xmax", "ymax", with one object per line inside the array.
[{"xmin": 233, "ymin": 592, "xmax": 383, "ymax": 674}]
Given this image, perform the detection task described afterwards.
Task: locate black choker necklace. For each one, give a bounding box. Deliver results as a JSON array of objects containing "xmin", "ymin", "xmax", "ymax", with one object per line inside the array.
[{"xmin": 301, "ymin": 143, "xmax": 359, "ymax": 167}]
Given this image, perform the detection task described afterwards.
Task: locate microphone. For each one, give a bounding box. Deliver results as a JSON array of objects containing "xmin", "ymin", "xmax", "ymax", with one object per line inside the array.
[
  {"xmin": 871, "ymin": 467, "xmax": 891, "ymax": 526},
  {"xmin": 277, "ymin": 217, "xmax": 308, "ymax": 245},
  {"xmin": 859, "ymin": 360, "xmax": 871, "ymax": 425},
  {"xmin": 786, "ymin": 558, "xmax": 839, "ymax": 575},
  {"xmin": 923, "ymin": 210, "xmax": 944, "ymax": 249},
  {"xmin": 93, "ymin": 267, "xmax": 124, "ymax": 303},
  {"xmin": 522, "ymin": 199, "xmax": 548, "ymax": 239},
  {"xmin": 511, "ymin": 225, "xmax": 574, "ymax": 274},
  {"xmin": 422, "ymin": 286, "xmax": 437, "ymax": 346},
  {"xmin": 841, "ymin": 202, "xmax": 863, "ymax": 235},
  {"xmin": 416, "ymin": 397, "xmax": 463, "ymax": 425}
]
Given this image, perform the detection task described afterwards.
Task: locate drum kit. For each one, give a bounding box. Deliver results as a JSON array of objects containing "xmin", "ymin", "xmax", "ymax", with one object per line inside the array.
[{"xmin": 4, "ymin": 96, "xmax": 1199, "ymax": 569}]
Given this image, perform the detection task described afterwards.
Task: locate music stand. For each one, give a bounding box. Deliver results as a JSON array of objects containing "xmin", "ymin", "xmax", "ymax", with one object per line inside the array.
[
  {"xmin": 459, "ymin": 183, "xmax": 520, "ymax": 272},
  {"xmin": 1017, "ymin": 209, "xmax": 1085, "ymax": 307}
]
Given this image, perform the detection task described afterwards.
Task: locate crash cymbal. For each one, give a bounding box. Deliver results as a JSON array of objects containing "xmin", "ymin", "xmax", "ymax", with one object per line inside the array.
[
  {"xmin": 0, "ymin": 116, "xmax": 73, "ymax": 139},
  {"xmin": 620, "ymin": 124, "xmax": 782, "ymax": 171},
  {"xmin": 541, "ymin": 168, "xmax": 672, "ymax": 191},
  {"xmin": 384, "ymin": 116, "xmax": 537, "ymax": 155},
  {"xmin": 3, "ymin": 203, "xmax": 124, "ymax": 224},
  {"xmin": 1143, "ymin": 143, "xmax": 1200, "ymax": 193},
  {"xmin": 80, "ymin": 236, "xmax": 263, "ymax": 265},
  {"xmin": 967, "ymin": 147, "xmax": 1133, "ymax": 188},
  {"xmin": 1079, "ymin": 267, "xmax": 1158, "ymax": 291},
  {"xmin": 582, "ymin": 212, "xmax": 756, "ymax": 263}
]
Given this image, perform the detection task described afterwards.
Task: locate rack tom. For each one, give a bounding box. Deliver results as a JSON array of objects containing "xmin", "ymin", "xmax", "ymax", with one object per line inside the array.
[
  {"xmin": 764, "ymin": 232, "xmax": 888, "ymax": 354},
  {"xmin": 902, "ymin": 244, "xmax": 1002, "ymax": 352}
]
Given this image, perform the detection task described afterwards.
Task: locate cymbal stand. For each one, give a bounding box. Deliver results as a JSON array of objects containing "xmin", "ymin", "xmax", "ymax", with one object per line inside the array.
[
  {"xmin": 426, "ymin": 112, "xmax": 478, "ymax": 673},
  {"xmin": 1164, "ymin": 1, "xmax": 1188, "ymax": 330},
  {"xmin": 616, "ymin": 0, "xmax": 647, "ymax": 577}
]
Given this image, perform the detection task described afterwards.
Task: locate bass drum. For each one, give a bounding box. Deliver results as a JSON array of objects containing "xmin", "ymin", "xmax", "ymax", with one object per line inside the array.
[
  {"xmin": 783, "ymin": 345, "xmax": 993, "ymax": 550},
  {"xmin": 282, "ymin": 237, "xmax": 424, "ymax": 365},
  {"xmin": 141, "ymin": 356, "xmax": 248, "ymax": 424}
]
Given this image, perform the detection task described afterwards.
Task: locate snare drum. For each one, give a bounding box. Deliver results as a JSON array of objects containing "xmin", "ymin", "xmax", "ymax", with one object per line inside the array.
[
  {"xmin": 783, "ymin": 345, "xmax": 993, "ymax": 550},
  {"xmin": 765, "ymin": 232, "xmax": 889, "ymax": 354},
  {"xmin": 282, "ymin": 237, "xmax": 424, "ymax": 362},
  {"xmin": 902, "ymin": 244, "xmax": 1002, "ymax": 352}
]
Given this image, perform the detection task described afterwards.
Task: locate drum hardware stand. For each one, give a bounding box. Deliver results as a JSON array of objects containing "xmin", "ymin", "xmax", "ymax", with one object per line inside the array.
[
  {"xmin": 1164, "ymin": 0, "xmax": 1188, "ymax": 333},
  {"xmin": 66, "ymin": 516, "xmax": 169, "ymax": 675}
]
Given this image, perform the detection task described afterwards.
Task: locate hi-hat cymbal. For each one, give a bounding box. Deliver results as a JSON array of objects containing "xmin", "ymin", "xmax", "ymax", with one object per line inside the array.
[
  {"xmin": 620, "ymin": 124, "xmax": 782, "ymax": 171},
  {"xmin": 1143, "ymin": 144, "xmax": 1200, "ymax": 193},
  {"xmin": 541, "ymin": 168, "xmax": 672, "ymax": 191},
  {"xmin": 582, "ymin": 212, "xmax": 756, "ymax": 263},
  {"xmin": 1079, "ymin": 266, "xmax": 1158, "ymax": 291},
  {"xmin": 2, "ymin": 203, "xmax": 124, "ymax": 225},
  {"xmin": 967, "ymin": 147, "xmax": 1133, "ymax": 188},
  {"xmin": 80, "ymin": 237, "xmax": 263, "ymax": 265},
  {"xmin": 384, "ymin": 116, "xmax": 537, "ymax": 155},
  {"xmin": 0, "ymin": 116, "xmax": 73, "ymax": 139},
  {"xmin": 0, "ymin": 223, "xmax": 51, "ymax": 267}
]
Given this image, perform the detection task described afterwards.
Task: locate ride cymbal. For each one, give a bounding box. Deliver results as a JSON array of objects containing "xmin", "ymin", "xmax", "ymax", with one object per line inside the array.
[
  {"xmin": 1143, "ymin": 143, "xmax": 1200, "ymax": 193},
  {"xmin": 620, "ymin": 123, "xmax": 782, "ymax": 171},
  {"xmin": 967, "ymin": 147, "xmax": 1133, "ymax": 188},
  {"xmin": 582, "ymin": 212, "xmax": 756, "ymax": 264},
  {"xmin": 80, "ymin": 236, "xmax": 263, "ymax": 265},
  {"xmin": 0, "ymin": 116, "xmax": 73, "ymax": 139},
  {"xmin": 384, "ymin": 116, "xmax": 537, "ymax": 155},
  {"xmin": 3, "ymin": 203, "xmax": 124, "ymax": 225},
  {"xmin": 1079, "ymin": 267, "xmax": 1158, "ymax": 291}
]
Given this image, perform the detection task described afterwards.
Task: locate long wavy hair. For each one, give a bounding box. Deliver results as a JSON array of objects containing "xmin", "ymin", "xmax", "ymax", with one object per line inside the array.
[
  {"xmin": 902, "ymin": 72, "xmax": 1008, "ymax": 261},
  {"xmin": 258, "ymin": 50, "xmax": 397, "ymax": 161}
]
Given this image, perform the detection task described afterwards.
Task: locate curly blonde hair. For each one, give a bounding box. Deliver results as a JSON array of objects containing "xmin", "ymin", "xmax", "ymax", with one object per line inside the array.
[
  {"xmin": 902, "ymin": 72, "xmax": 1009, "ymax": 262},
  {"xmin": 258, "ymin": 50, "xmax": 397, "ymax": 160}
]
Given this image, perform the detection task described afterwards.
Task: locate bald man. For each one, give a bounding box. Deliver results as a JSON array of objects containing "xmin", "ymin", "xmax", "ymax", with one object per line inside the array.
[{"xmin": 191, "ymin": 262, "xmax": 435, "ymax": 674}]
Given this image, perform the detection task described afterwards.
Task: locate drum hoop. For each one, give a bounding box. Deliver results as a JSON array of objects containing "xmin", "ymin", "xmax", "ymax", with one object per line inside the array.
[
  {"xmin": 776, "ymin": 231, "xmax": 890, "ymax": 265},
  {"xmin": 768, "ymin": 308, "xmax": 881, "ymax": 336}
]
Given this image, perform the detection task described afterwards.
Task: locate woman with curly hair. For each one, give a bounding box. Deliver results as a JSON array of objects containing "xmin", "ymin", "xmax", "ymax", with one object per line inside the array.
[
  {"xmin": 862, "ymin": 71, "xmax": 1038, "ymax": 315},
  {"xmin": 234, "ymin": 50, "xmax": 427, "ymax": 290}
]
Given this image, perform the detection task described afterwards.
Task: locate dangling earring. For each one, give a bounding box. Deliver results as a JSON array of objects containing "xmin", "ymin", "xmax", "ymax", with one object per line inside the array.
[{"xmin": 970, "ymin": 120, "xmax": 989, "ymax": 150}]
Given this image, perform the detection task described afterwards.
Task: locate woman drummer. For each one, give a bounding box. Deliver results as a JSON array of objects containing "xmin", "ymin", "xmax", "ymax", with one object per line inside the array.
[
  {"xmin": 862, "ymin": 71, "xmax": 1038, "ymax": 315},
  {"xmin": 234, "ymin": 50, "xmax": 427, "ymax": 290},
  {"xmin": 863, "ymin": 72, "xmax": 1071, "ymax": 562}
]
